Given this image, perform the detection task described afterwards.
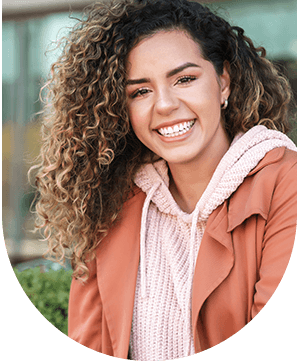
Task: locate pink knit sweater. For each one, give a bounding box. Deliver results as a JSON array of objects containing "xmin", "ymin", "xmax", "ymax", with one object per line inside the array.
[{"xmin": 129, "ymin": 126, "xmax": 296, "ymax": 361}]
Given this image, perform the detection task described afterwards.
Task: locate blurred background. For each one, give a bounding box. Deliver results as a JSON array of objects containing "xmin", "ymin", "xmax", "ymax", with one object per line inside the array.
[{"xmin": 3, "ymin": 0, "xmax": 297, "ymax": 270}]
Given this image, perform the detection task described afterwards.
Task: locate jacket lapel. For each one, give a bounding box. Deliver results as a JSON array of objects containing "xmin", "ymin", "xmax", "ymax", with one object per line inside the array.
[
  {"xmin": 191, "ymin": 148, "xmax": 286, "ymax": 350},
  {"xmin": 192, "ymin": 201, "xmax": 234, "ymax": 350},
  {"xmin": 95, "ymin": 191, "xmax": 146, "ymax": 358}
]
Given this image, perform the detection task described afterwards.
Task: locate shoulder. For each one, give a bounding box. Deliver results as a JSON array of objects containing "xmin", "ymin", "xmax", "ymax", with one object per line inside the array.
[
  {"xmin": 248, "ymin": 146, "xmax": 296, "ymax": 178},
  {"xmin": 123, "ymin": 185, "xmax": 146, "ymax": 213},
  {"xmin": 104, "ymin": 186, "xmax": 145, "ymax": 236},
  {"xmin": 228, "ymin": 147, "xmax": 296, "ymax": 229},
  {"xmin": 248, "ymin": 147, "xmax": 296, "ymax": 199},
  {"xmin": 240, "ymin": 146, "xmax": 296, "ymax": 192}
]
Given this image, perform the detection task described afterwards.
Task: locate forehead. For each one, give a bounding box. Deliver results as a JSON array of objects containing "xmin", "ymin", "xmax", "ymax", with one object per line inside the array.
[{"xmin": 126, "ymin": 30, "xmax": 204, "ymax": 74}]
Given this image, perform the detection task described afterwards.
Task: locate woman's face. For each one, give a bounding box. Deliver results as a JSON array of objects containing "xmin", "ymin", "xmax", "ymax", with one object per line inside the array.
[{"xmin": 126, "ymin": 30, "xmax": 231, "ymax": 167}]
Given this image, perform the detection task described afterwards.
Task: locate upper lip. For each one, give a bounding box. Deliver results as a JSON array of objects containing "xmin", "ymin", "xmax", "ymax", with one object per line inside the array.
[{"xmin": 154, "ymin": 118, "xmax": 196, "ymax": 130}]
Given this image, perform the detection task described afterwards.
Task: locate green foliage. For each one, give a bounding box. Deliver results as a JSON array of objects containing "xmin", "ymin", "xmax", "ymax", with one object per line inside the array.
[{"xmin": 14, "ymin": 267, "xmax": 73, "ymax": 335}]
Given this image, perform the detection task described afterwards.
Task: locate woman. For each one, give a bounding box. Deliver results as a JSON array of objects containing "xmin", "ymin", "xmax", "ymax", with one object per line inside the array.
[{"xmin": 34, "ymin": 0, "xmax": 297, "ymax": 360}]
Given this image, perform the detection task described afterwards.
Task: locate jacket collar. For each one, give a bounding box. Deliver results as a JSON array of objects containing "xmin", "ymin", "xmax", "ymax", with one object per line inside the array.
[
  {"xmin": 247, "ymin": 146, "xmax": 285, "ymax": 177},
  {"xmin": 227, "ymin": 147, "xmax": 285, "ymax": 231}
]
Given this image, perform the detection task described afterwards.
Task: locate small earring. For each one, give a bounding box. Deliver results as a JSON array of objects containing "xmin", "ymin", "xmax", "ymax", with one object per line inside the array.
[{"xmin": 221, "ymin": 99, "xmax": 228, "ymax": 109}]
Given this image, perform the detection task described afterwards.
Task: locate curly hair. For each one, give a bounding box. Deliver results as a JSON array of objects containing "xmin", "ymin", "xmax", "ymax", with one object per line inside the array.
[{"xmin": 33, "ymin": 0, "xmax": 293, "ymax": 281}]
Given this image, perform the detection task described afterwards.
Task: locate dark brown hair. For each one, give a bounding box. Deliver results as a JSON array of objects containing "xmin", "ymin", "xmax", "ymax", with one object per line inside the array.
[{"xmin": 32, "ymin": 0, "xmax": 293, "ymax": 281}]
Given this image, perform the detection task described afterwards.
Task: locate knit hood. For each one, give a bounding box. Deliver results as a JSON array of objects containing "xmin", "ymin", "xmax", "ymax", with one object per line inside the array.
[
  {"xmin": 132, "ymin": 125, "xmax": 296, "ymax": 357},
  {"xmin": 134, "ymin": 125, "xmax": 296, "ymax": 223}
]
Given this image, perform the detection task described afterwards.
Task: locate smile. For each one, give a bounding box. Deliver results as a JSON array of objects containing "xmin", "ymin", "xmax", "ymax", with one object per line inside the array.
[{"xmin": 157, "ymin": 120, "xmax": 195, "ymax": 138}]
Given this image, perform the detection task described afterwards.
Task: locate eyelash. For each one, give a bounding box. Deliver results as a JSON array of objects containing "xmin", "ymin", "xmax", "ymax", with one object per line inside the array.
[
  {"xmin": 130, "ymin": 88, "xmax": 150, "ymax": 99},
  {"xmin": 129, "ymin": 75, "xmax": 197, "ymax": 99},
  {"xmin": 176, "ymin": 75, "xmax": 197, "ymax": 84}
]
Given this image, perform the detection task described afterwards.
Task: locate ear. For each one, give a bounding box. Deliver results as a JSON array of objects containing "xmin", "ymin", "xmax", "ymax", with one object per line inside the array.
[{"xmin": 219, "ymin": 61, "xmax": 231, "ymax": 103}]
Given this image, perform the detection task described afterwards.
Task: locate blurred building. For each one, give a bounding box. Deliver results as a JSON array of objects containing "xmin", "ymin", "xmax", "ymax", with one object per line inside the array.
[{"xmin": 2, "ymin": 0, "xmax": 297, "ymax": 266}]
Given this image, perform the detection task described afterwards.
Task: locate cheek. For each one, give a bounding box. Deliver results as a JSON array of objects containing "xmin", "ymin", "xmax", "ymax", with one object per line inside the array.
[
  {"xmin": 128, "ymin": 105, "xmax": 148, "ymax": 133},
  {"xmin": 129, "ymin": 113, "xmax": 145, "ymax": 143},
  {"xmin": 193, "ymin": 88, "xmax": 222, "ymax": 116},
  {"xmin": 130, "ymin": 120, "xmax": 140, "ymax": 138},
  {"xmin": 128, "ymin": 110, "xmax": 138, "ymax": 132}
]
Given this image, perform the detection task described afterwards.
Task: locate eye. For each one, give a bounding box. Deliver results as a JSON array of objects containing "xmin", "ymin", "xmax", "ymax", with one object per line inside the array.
[
  {"xmin": 130, "ymin": 88, "xmax": 151, "ymax": 99},
  {"xmin": 176, "ymin": 75, "xmax": 197, "ymax": 85}
]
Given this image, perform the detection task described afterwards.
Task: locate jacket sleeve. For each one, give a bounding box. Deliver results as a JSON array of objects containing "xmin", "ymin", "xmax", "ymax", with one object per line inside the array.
[
  {"xmin": 68, "ymin": 257, "xmax": 103, "ymax": 352},
  {"xmin": 251, "ymin": 158, "xmax": 297, "ymax": 318}
]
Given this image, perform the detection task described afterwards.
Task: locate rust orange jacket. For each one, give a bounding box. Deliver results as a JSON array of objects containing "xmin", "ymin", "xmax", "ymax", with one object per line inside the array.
[{"xmin": 68, "ymin": 147, "xmax": 296, "ymax": 358}]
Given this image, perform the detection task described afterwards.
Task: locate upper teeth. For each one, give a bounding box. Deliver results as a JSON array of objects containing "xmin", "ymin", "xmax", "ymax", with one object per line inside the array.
[{"xmin": 158, "ymin": 120, "xmax": 195, "ymax": 137}]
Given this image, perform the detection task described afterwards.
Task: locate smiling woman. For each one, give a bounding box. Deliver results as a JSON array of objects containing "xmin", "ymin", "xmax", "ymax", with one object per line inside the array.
[
  {"xmin": 126, "ymin": 30, "xmax": 230, "ymax": 201},
  {"xmin": 31, "ymin": 0, "xmax": 297, "ymax": 361}
]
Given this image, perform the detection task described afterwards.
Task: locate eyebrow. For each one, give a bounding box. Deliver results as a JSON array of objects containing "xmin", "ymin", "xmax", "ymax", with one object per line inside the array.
[{"xmin": 126, "ymin": 62, "xmax": 201, "ymax": 86}]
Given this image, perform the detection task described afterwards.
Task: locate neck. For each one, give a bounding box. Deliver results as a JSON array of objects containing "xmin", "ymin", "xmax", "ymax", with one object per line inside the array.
[{"xmin": 168, "ymin": 139, "xmax": 230, "ymax": 214}]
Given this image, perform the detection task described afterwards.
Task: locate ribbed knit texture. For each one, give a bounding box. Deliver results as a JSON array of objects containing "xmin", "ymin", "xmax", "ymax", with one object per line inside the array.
[{"xmin": 129, "ymin": 126, "xmax": 296, "ymax": 361}]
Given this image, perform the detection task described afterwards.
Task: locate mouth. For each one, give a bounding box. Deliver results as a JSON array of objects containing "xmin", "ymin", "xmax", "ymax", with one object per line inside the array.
[{"xmin": 157, "ymin": 119, "xmax": 196, "ymax": 138}]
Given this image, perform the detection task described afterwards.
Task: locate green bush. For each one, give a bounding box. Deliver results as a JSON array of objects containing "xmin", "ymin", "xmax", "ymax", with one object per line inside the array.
[{"xmin": 14, "ymin": 267, "xmax": 73, "ymax": 335}]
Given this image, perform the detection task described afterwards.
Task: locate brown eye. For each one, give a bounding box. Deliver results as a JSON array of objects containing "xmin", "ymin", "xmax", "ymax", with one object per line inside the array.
[
  {"xmin": 176, "ymin": 76, "xmax": 197, "ymax": 85},
  {"xmin": 131, "ymin": 88, "xmax": 151, "ymax": 99}
]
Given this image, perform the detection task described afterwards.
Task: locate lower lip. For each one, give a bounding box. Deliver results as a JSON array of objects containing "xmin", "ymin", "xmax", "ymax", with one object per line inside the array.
[{"xmin": 156, "ymin": 120, "xmax": 196, "ymax": 142}]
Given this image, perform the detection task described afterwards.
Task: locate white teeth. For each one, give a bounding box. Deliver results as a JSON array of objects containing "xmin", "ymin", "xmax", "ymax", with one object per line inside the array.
[{"xmin": 158, "ymin": 120, "xmax": 195, "ymax": 138}]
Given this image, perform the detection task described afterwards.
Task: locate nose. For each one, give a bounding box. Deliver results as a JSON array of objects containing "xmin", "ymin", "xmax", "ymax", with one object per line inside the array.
[{"xmin": 154, "ymin": 87, "xmax": 180, "ymax": 116}]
